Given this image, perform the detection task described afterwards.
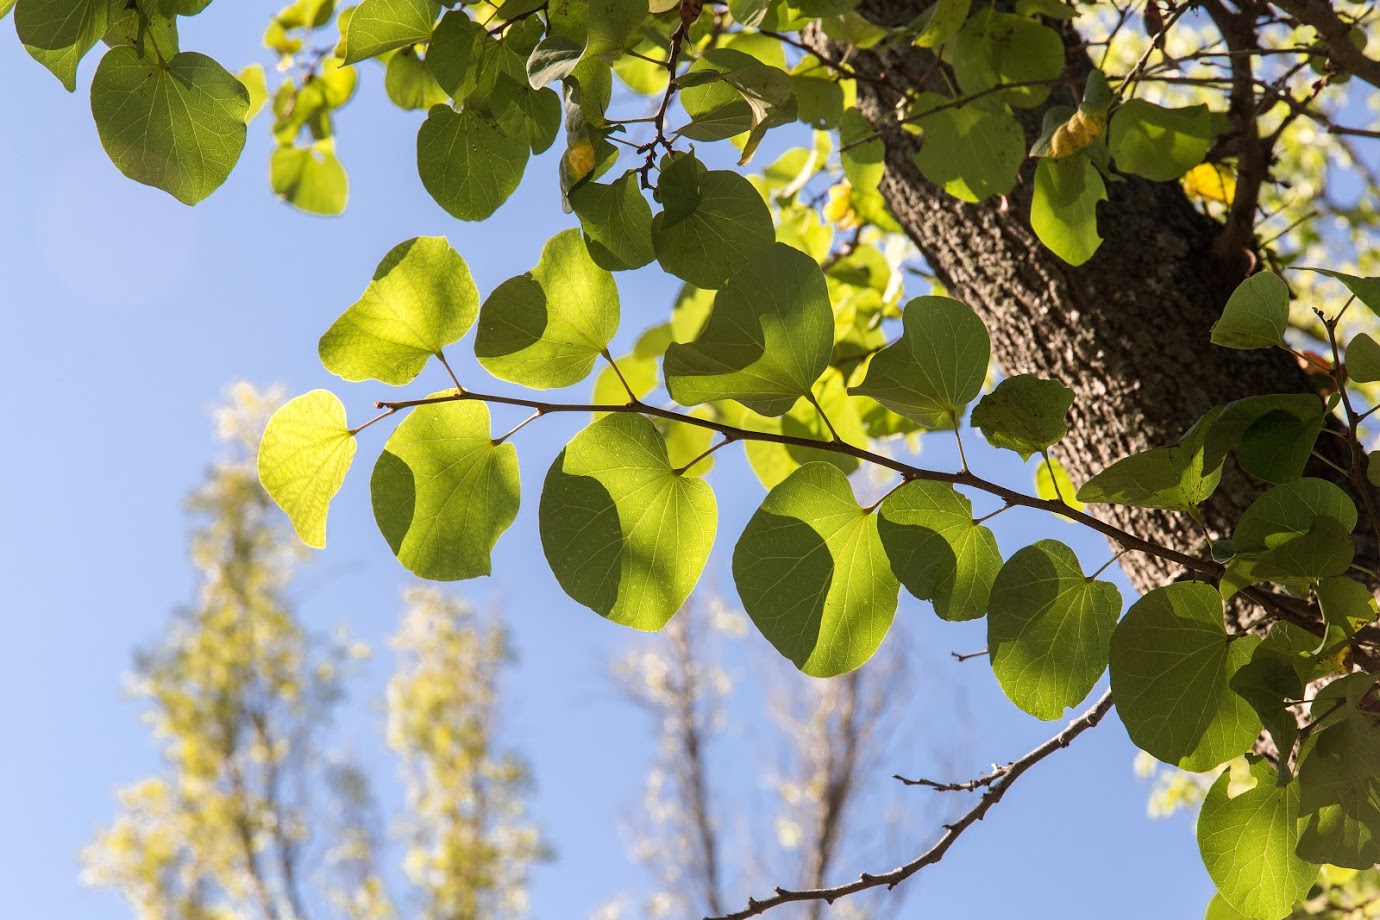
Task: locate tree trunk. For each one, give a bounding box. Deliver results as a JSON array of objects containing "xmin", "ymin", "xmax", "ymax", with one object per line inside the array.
[{"xmin": 806, "ymin": 17, "xmax": 1378, "ymax": 606}]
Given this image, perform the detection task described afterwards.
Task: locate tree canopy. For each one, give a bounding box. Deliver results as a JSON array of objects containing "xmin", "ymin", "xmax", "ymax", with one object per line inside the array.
[{"xmin": 11, "ymin": 0, "xmax": 1380, "ymax": 916}]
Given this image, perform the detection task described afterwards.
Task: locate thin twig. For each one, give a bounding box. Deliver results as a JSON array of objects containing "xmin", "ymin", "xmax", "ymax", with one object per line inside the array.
[{"xmin": 708, "ymin": 690, "xmax": 1115, "ymax": 920}]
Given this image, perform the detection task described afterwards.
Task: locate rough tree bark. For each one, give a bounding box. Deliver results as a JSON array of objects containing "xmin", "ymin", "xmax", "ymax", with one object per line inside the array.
[{"xmin": 806, "ymin": 8, "xmax": 1380, "ymax": 607}]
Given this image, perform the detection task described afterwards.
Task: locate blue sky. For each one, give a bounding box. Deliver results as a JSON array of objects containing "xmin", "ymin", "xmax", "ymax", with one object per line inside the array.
[{"xmin": 0, "ymin": 7, "xmax": 1220, "ymax": 919}]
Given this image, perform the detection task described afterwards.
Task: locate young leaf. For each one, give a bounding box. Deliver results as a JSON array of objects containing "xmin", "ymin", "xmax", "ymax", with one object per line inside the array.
[
  {"xmin": 1109, "ymin": 582, "xmax": 1261, "ymax": 771},
  {"xmin": 1036, "ymin": 456, "xmax": 1084, "ymax": 513},
  {"xmin": 90, "ymin": 48, "xmax": 250, "ymax": 205},
  {"xmin": 475, "ymin": 228, "xmax": 620, "ymax": 388},
  {"xmin": 1210, "ymin": 272, "xmax": 1289, "ymax": 350},
  {"xmin": 371, "ymin": 398, "xmax": 519, "ymax": 580},
  {"xmin": 950, "ymin": 11, "xmax": 1063, "ymax": 109},
  {"xmin": 568, "ymin": 170, "xmax": 656, "ymax": 271},
  {"xmin": 652, "ymin": 153, "xmax": 775, "ymax": 289},
  {"xmin": 877, "ymin": 481, "xmax": 1001, "ymax": 621},
  {"xmin": 1031, "ymin": 155, "xmax": 1106, "ymax": 266},
  {"xmin": 733, "ymin": 463, "xmax": 899, "ymax": 677},
  {"xmin": 1108, "ymin": 100, "xmax": 1211, "ymax": 181},
  {"xmin": 417, "ymin": 105, "xmax": 529, "ymax": 221},
  {"xmin": 270, "ymin": 140, "xmax": 349, "ymax": 215},
  {"xmin": 849, "ymin": 296, "xmax": 991, "ymax": 428},
  {"xmin": 1198, "ymin": 759, "xmax": 1315, "ymax": 920},
  {"xmin": 258, "ymin": 390, "xmax": 357, "ymax": 549},
  {"xmin": 319, "ymin": 237, "xmax": 478, "ymax": 385},
  {"xmin": 988, "ymin": 540, "xmax": 1121, "ymax": 720},
  {"xmin": 539, "ymin": 414, "xmax": 717, "ymax": 630},
  {"xmin": 342, "ymin": 0, "xmax": 440, "ymax": 64},
  {"xmin": 15, "ymin": 0, "xmax": 107, "ymax": 92},
  {"xmin": 664, "ymin": 243, "xmax": 833, "ymax": 416},
  {"xmin": 971, "ymin": 374, "xmax": 1075, "ymax": 460}
]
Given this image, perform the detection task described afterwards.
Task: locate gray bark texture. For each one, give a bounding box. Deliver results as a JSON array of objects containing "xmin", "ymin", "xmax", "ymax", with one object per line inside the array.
[{"xmin": 807, "ymin": 12, "xmax": 1379, "ymax": 609}]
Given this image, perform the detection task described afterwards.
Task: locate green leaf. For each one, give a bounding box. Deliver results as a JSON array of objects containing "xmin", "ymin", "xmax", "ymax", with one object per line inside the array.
[
  {"xmin": 1253, "ymin": 515, "xmax": 1353, "ymax": 582},
  {"xmin": 1297, "ymin": 675, "xmax": 1380, "ymax": 868},
  {"xmin": 1036, "ymin": 456, "xmax": 1084, "ymax": 513},
  {"xmin": 319, "ymin": 237, "xmax": 478, "ymax": 384},
  {"xmin": 1198, "ymin": 759, "xmax": 1315, "ymax": 920},
  {"xmin": 258, "ymin": 390, "xmax": 357, "ymax": 549},
  {"xmin": 1301, "ymin": 268, "xmax": 1380, "ymax": 318},
  {"xmin": 237, "ymin": 64, "xmax": 269, "ymax": 122},
  {"xmin": 475, "ymin": 228, "xmax": 620, "ymax": 388},
  {"xmin": 371, "ymin": 397, "xmax": 519, "ymax": 580},
  {"xmin": 1317, "ymin": 575, "xmax": 1378, "ymax": 636},
  {"xmin": 385, "ymin": 47, "xmax": 449, "ymax": 110},
  {"xmin": 0, "ymin": 0, "xmax": 15, "ymax": 20},
  {"xmin": 664, "ymin": 243, "xmax": 833, "ymax": 417},
  {"xmin": 585, "ymin": 0, "xmax": 647, "ymax": 61},
  {"xmin": 1108, "ymin": 100, "xmax": 1211, "ymax": 181},
  {"xmin": 910, "ymin": 0, "xmax": 971, "ymax": 47},
  {"xmin": 1204, "ymin": 393, "xmax": 1324, "ymax": 484},
  {"xmin": 716, "ymin": 374, "xmax": 865, "ymax": 489},
  {"xmin": 1233, "ymin": 478, "xmax": 1359, "ymax": 553},
  {"xmin": 1076, "ymin": 408, "xmax": 1225, "ymax": 511},
  {"xmin": 539, "ymin": 414, "xmax": 716, "ymax": 630},
  {"xmin": 16, "ymin": 0, "xmax": 107, "ymax": 91},
  {"xmin": 1230, "ymin": 641, "xmax": 1304, "ymax": 762},
  {"xmin": 527, "ymin": 34, "xmax": 584, "ymax": 87},
  {"xmin": 950, "ymin": 10, "xmax": 1064, "ymax": 109},
  {"xmin": 90, "ymin": 47, "xmax": 250, "ymax": 205},
  {"xmin": 1346, "ymin": 332, "xmax": 1380, "ymax": 383},
  {"xmin": 417, "ymin": 105, "xmax": 529, "ymax": 221},
  {"xmin": 1204, "ymin": 895, "xmax": 1253, "ymax": 920},
  {"xmin": 678, "ymin": 48, "xmax": 794, "ymax": 163},
  {"xmin": 568, "ymin": 170, "xmax": 655, "ymax": 271},
  {"xmin": 1211, "ymin": 272, "xmax": 1290, "ymax": 350},
  {"xmin": 342, "ymin": 0, "xmax": 439, "ymax": 64},
  {"xmin": 912, "ymin": 96, "xmax": 1025, "ymax": 202},
  {"xmin": 652, "ymin": 152, "xmax": 776, "ymax": 290},
  {"xmin": 971, "ymin": 374, "xmax": 1074, "ymax": 460},
  {"xmin": 849, "ymin": 296, "xmax": 991, "ymax": 428},
  {"xmin": 270, "ymin": 140, "xmax": 349, "ymax": 215},
  {"xmin": 878, "ymin": 480, "xmax": 1001, "ymax": 621},
  {"xmin": 1031, "ymin": 155, "xmax": 1106, "ymax": 266},
  {"xmin": 733, "ymin": 463, "xmax": 899, "ymax": 677},
  {"xmin": 988, "ymin": 540, "xmax": 1121, "ymax": 720},
  {"xmin": 426, "ymin": 10, "xmax": 486, "ymax": 99},
  {"xmin": 1109, "ymin": 582, "xmax": 1261, "ymax": 771}
]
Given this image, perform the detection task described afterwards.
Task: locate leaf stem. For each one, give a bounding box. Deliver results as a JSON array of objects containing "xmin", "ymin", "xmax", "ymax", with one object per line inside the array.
[
  {"xmin": 1090, "ymin": 548, "xmax": 1132, "ymax": 581},
  {"xmin": 673, "ymin": 435, "xmax": 735, "ymax": 476},
  {"xmin": 493, "ymin": 409, "xmax": 544, "ymax": 446},
  {"xmin": 601, "ymin": 349, "xmax": 641, "ymax": 404},
  {"xmin": 436, "ymin": 349, "xmax": 464, "ymax": 393}
]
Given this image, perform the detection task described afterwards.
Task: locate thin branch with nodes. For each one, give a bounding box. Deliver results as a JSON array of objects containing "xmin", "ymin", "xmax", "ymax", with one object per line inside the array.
[
  {"xmin": 368, "ymin": 387, "xmax": 1325, "ymax": 636},
  {"xmin": 706, "ymin": 689, "xmax": 1115, "ymax": 920}
]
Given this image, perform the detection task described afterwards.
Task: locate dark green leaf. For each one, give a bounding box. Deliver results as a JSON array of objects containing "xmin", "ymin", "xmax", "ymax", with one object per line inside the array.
[
  {"xmin": 569, "ymin": 170, "xmax": 656, "ymax": 271},
  {"xmin": 16, "ymin": 0, "xmax": 107, "ymax": 91},
  {"xmin": 90, "ymin": 47, "xmax": 250, "ymax": 205},
  {"xmin": 342, "ymin": 0, "xmax": 439, "ymax": 64},
  {"xmin": 1211, "ymin": 272, "xmax": 1289, "ymax": 350},
  {"xmin": 971, "ymin": 374, "xmax": 1075, "ymax": 460},
  {"xmin": 652, "ymin": 152, "xmax": 775, "ymax": 289},
  {"xmin": 417, "ymin": 105, "xmax": 529, "ymax": 221}
]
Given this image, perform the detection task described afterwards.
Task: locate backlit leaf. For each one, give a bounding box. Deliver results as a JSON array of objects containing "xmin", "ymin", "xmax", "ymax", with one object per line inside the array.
[
  {"xmin": 319, "ymin": 236, "xmax": 478, "ymax": 384},
  {"xmin": 417, "ymin": 105, "xmax": 529, "ymax": 221},
  {"xmin": 850, "ymin": 296, "xmax": 990, "ymax": 428},
  {"xmin": 652, "ymin": 152, "xmax": 775, "ymax": 289},
  {"xmin": 1108, "ymin": 100, "xmax": 1211, "ymax": 181},
  {"xmin": 342, "ymin": 0, "xmax": 439, "ymax": 64},
  {"xmin": 733, "ymin": 463, "xmax": 899, "ymax": 677},
  {"xmin": 258, "ymin": 390, "xmax": 356, "ymax": 549},
  {"xmin": 1031, "ymin": 155, "xmax": 1105, "ymax": 266},
  {"xmin": 540, "ymin": 414, "xmax": 716, "ymax": 630},
  {"xmin": 664, "ymin": 243, "xmax": 833, "ymax": 416},
  {"xmin": 971, "ymin": 374, "xmax": 1074, "ymax": 460},
  {"xmin": 371, "ymin": 397, "xmax": 519, "ymax": 580},
  {"xmin": 475, "ymin": 228, "xmax": 620, "ymax": 388},
  {"xmin": 16, "ymin": 0, "xmax": 107, "ymax": 91},
  {"xmin": 1211, "ymin": 272, "xmax": 1289, "ymax": 350},
  {"xmin": 1110, "ymin": 582, "xmax": 1261, "ymax": 771},
  {"xmin": 878, "ymin": 480, "xmax": 1001, "ymax": 621},
  {"xmin": 988, "ymin": 540, "xmax": 1121, "ymax": 719}
]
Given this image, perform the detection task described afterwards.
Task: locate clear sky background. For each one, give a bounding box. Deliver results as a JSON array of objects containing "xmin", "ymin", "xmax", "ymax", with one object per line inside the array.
[{"xmin": 1, "ymin": 7, "xmax": 1221, "ymax": 920}]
